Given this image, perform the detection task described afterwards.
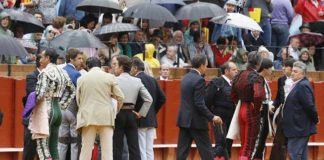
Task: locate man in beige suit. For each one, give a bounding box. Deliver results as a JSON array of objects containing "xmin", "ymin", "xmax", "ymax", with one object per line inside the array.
[{"xmin": 76, "ymin": 57, "xmax": 124, "ymax": 160}]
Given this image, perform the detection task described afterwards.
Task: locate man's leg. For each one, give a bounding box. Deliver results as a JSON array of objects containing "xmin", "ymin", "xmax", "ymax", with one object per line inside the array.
[
  {"xmin": 58, "ymin": 110, "xmax": 70, "ymax": 160},
  {"xmin": 36, "ymin": 138, "xmax": 52, "ymax": 160},
  {"xmin": 69, "ymin": 110, "xmax": 79, "ymax": 160},
  {"xmin": 191, "ymin": 129, "xmax": 214, "ymax": 160},
  {"xmin": 138, "ymin": 128, "xmax": 147, "ymax": 160},
  {"xmin": 287, "ymin": 136, "xmax": 309, "ymax": 160},
  {"xmin": 146, "ymin": 128, "xmax": 155, "ymax": 160},
  {"xmin": 23, "ymin": 120, "xmax": 38, "ymax": 160},
  {"xmin": 176, "ymin": 128, "xmax": 193, "ymax": 160},
  {"xmin": 48, "ymin": 101, "xmax": 62, "ymax": 159},
  {"xmin": 125, "ymin": 110, "xmax": 141, "ymax": 160},
  {"xmin": 79, "ymin": 126, "xmax": 97, "ymax": 160},
  {"xmin": 99, "ymin": 126, "xmax": 114, "ymax": 160},
  {"xmin": 113, "ymin": 110, "xmax": 127, "ymax": 160}
]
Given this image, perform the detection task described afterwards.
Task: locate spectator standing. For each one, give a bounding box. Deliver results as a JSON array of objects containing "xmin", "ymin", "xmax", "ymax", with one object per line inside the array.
[
  {"xmin": 57, "ymin": 0, "xmax": 85, "ymax": 21},
  {"xmin": 295, "ymin": 0, "xmax": 324, "ymax": 22},
  {"xmin": 130, "ymin": 58, "xmax": 166, "ymax": 160},
  {"xmin": 244, "ymin": 0, "xmax": 273, "ymax": 47},
  {"xmin": 76, "ymin": 57, "xmax": 124, "ymax": 160},
  {"xmin": 270, "ymin": 0, "xmax": 294, "ymax": 55},
  {"xmin": 211, "ymin": 0, "xmax": 244, "ymax": 48}
]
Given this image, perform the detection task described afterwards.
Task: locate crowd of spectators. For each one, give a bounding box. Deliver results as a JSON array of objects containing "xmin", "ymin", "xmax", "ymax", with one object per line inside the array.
[{"xmin": 0, "ymin": 0, "xmax": 324, "ymax": 71}]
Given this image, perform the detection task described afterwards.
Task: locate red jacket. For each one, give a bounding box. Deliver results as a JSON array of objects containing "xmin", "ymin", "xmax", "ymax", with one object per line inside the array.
[
  {"xmin": 211, "ymin": 45, "xmax": 232, "ymax": 67},
  {"xmin": 295, "ymin": 0, "xmax": 324, "ymax": 22}
]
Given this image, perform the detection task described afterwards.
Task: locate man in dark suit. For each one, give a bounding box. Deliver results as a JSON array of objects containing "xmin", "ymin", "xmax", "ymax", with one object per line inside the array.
[
  {"xmin": 130, "ymin": 58, "xmax": 166, "ymax": 160},
  {"xmin": 270, "ymin": 58, "xmax": 296, "ymax": 160},
  {"xmin": 176, "ymin": 54, "xmax": 223, "ymax": 160},
  {"xmin": 282, "ymin": 61, "xmax": 319, "ymax": 160},
  {"xmin": 205, "ymin": 61, "xmax": 238, "ymax": 159},
  {"xmin": 23, "ymin": 54, "xmax": 43, "ymax": 160}
]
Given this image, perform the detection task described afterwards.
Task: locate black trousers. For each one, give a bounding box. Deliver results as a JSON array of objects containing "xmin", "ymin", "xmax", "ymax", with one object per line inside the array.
[
  {"xmin": 212, "ymin": 121, "xmax": 233, "ymax": 159},
  {"xmin": 113, "ymin": 109, "xmax": 141, "ymax": 160},
  {"xmin": 176, "ymin": 127, "xmax": 213, "ymax": 160},
  {"xmin": 22, "ymin": 119, "xmax": 38, "ymax": 160},
  {"xmin": 253, "ymin": 104, "xmax": 269, "ymax": 159}
]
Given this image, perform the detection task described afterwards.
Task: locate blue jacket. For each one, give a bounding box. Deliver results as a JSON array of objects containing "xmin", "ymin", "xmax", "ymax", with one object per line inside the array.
[
  {"xmin": 282, "ymin": 77, "xmax": 318, "ymax": 138},
  {"xmin": 58, "ymin": 0, "xmax": 85, "ymax": 21},
  {"xmin": 63, "ymin": 63, "xmax": 81, "ymax": 87}
]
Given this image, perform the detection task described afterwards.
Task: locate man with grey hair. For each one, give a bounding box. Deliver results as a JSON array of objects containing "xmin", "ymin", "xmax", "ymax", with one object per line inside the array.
[
  {"xmin": 171, "ymin": 30, "xmax": 190, "ymax": 64},
  {"xmin": 160, "ymin": 45, "xmax": 189, "ymax": 68},
  {"xmin": 282, "ymin": 61, "xmax": 319, "ymax": 160}
]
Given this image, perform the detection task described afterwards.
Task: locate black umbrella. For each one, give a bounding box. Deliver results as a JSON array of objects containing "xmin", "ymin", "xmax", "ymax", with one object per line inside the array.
[
  {"xmin": 0, "ymin": 3, "xmax": 4, "ymax": 12},
  {"xmin": 50, "ymin": 30, "xmax": 108, "ymax": 50},
  {"xmin": 76, "ymin": 0, "xmax": 122, "ymax": 13},
  {"xmin": 152, "ymin": 0, "xmax": 186, "ymax": 5},
  {"xmin": 94, "ymin": 23, "xmax": 140, "ymax": 35},
  {"xmin": 0, "ymin": 34, "xmax": 28, "ymax": 57},
  {"xmin": 4, "ymin": 9, "xmax": 44, "ymax": 34},
  {"xmin": 123, "ymin": 3, "xmax": 177, "ymax": 22},
  {"xmin": 175, "ymin": 1, "xmax": 227, "ymax": 20}
]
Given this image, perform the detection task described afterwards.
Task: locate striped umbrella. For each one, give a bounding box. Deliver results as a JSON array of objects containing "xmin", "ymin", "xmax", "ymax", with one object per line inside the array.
[{"xmin": 93, "ymin": 22, "xmax": 140, "ymax": 35}]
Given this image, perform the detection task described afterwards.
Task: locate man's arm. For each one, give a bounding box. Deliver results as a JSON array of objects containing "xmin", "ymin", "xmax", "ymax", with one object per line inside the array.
[
  {"xmin": 111, "ymin": 76, "xmax": 124, "ymax": 111},
  {"xmin": 138, "ymin": 82, "xmax": 153, "ymax": 118},
  {"xmin": 26, "ymin": 73, "xmax": 37, "ymax": 96},
  {"xmin": 60, "ymin": 75, "xmax": 76, "ymax": 110},
  {"xmin": 35, "ymin": 72, "xmax": 48, "ymax": 101},
  {"xmin": 194, "ymin": 78, "xmax": 214, "ymax": 121},
  {"xmin": 299, "ymin": 84, "xmax": 319, "ymax": 124}
]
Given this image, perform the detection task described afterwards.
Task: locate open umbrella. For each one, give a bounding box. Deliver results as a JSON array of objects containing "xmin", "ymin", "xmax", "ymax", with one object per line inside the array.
[
  {"xmin": 50, "ymin": 30, "xmax": 108, "ymax": 50},
  {"xmin": 94, "ymin": 22, "xmax": 140, "ymax": 35},
  {"xmin": 123, "ymin": 3, "xmax": 177, "ymax": 22},
  {"xmin": 210, "ymin": 13, "xmax": 263, "ymax": 32},
  {"xmin": 289, "ymin": 32, "xmax": 324, "ymax": 46},
  {"xmin": 0, "ymin": 34, "xmax": 28, "ymax": 57},
  {"xmin": 4, "ymin": 9, "xmax": 44, "ymax": 34},
  {"xmin": 175, "ymin": 1, "xmax": 227, "ymax": 20},
  {"xmin": 0, "ymin": 3, "xmax": 4, "ymax": 12},
  {"xmin": 76, "ymin": 0, "xmax": 122, "ymax": 13},
  {"xmin": 152, "ymin": 0, "xmax": 186, "ymax": 5}
]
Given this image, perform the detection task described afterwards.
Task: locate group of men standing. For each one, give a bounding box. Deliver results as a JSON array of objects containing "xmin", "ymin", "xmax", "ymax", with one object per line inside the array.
[
  {"xmin": 176, "ymin": 53, "xmax": 319, "ymax": 160},
  {"xmin": 22, "ymin": 48, "xmax": 166, "ymax": 160}
]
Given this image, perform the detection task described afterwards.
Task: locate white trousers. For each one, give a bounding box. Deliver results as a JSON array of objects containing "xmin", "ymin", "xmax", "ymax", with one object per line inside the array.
[
  {"xmin": 79, "ymin": 125, "xmax": 113, "ymax": 160},
  {"xmin": 138, "ymin": 128, "xmax": 156, "ymax": 160}
]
